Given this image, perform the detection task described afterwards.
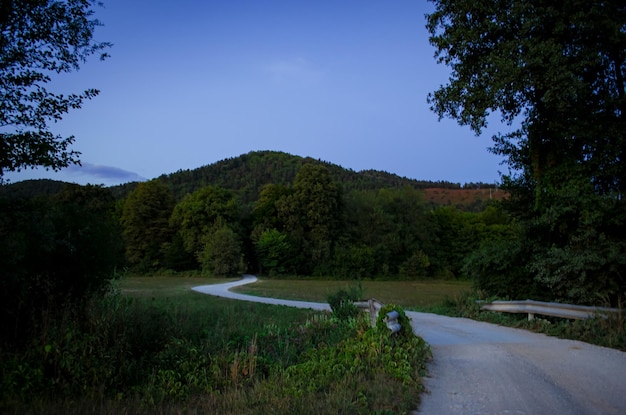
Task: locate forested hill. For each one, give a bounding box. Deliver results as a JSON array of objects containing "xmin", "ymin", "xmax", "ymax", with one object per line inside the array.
[
  {"xmin": 0, "ymin": 179, "xmax": 68, "ymax": 199},
  {"xmin": 110, "ymin": 150, "xmax": 492, "ymax": 203},
  {"xmin": 2, "ymin": 151, "xmax": 503, "ymax": 208}
]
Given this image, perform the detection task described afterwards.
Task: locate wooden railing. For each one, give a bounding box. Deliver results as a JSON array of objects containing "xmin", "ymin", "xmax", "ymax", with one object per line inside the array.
[{"xmin": 481, "ymin": 299, "xmax": 621, "ymax": 321}]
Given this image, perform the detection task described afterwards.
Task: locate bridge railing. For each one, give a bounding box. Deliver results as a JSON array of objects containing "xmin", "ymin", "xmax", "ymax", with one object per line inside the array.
[{"xmin": 480, "ymin": 299, "xmax": 621, "ymax": 321}]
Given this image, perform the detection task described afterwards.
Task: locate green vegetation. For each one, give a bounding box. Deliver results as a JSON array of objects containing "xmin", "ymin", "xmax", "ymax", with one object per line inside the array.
[
  {"xmin": 233, "ymin": 278, "xmax": 472, "ymax": 309},
  {"xmin": 427, "ymin": 0, "xmax": 626, "ymax": 306},
  {"xmin": 0, "ymin": 0, "xmax": 110, "ymax": 180},
  {"xmin": 0, "ymin": 184, "xmax": 122, "ymax": 348},
  {"xmin": 431, "ymin": 291, "xmax": 626, "ymax": 352},
  {"xmin": 2, "ymin": 1, "xmax": 625, "ymax": 412},
  {"xmin": 0, "ymin": 277, "xmax": 430, "ymax": 414},
  {"xmin": 104, "ymin": 155, "xmax": 509, "ymax": 280}
]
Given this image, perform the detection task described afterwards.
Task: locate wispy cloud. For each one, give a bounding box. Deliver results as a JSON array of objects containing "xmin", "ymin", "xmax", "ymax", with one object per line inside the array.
[
  {"xmin": 263, "ymin": 57, "xmax": 324, "ymax": 84},
  {"xmin": 66, "ymin": 163, "xmax": 146, "ymax": 185}
]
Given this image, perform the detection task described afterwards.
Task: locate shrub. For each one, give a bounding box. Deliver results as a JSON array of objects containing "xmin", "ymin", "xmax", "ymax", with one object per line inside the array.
[{"xmin": 327, "ymin": 285, "xmax": 363, "ymax": 321}]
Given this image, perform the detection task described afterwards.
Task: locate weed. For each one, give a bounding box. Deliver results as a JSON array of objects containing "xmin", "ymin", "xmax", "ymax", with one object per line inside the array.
[{"xmin": 1, "ymin": 278, "xmax": 431, "ymax": 414}]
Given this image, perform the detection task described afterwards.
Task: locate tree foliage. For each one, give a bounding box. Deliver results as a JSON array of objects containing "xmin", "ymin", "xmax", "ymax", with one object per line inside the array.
[
  {"xmin": 0, "ymin": 184, "xmax": 121, "ymax": 347},
  {"xmin": 0, "ymin": 0, "xmax": 111, "ymax": 178},
  {"xmin": 255, "ymin": 228, "xmax": 291, "ymax": 276},
  {"xmin": 427, "ymin": 0, "xmax": 625, "ymax": 198},
  {"xmin": 169, "ymin": 186, "xmax": 241, "ymax": 267},
  {"xmin": 276, "ymin": 164, "xmax": 344, "ymax": 275},
  {"xmin": 201, "ymin": 225, "xmax": 243, "ymax": 276},
  {"xmin": 427, "ymin": 0, "xmax": 626, "ymax": 304},
  {"xmin": 120, "ymin": 180, "xmax": 174, "ymax": 271}
]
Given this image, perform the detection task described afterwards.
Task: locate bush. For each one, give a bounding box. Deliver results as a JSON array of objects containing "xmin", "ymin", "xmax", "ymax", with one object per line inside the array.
[{"xmin": 327, "ymin": 284, "xmax": 363, "ymax": 321}]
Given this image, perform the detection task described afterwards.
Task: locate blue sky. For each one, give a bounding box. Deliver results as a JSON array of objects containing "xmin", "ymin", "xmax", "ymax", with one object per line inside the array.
[{"xmin": 5, "ymin": 0, "xmax": 509, "ymax": 187}]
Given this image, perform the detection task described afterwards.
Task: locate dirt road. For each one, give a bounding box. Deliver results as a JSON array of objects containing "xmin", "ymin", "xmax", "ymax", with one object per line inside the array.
[{"xmin": 193, "ymin": 276, "xmax": 626, "ymax": 414}]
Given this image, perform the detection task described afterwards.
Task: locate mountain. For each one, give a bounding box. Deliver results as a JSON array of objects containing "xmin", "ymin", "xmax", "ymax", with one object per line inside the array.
[
  {"xmin": 0, "ymin": 179, "xmax": 69, "ymax": 200},
  {"xmin": 112, "ymin": 150, "xmax": 481, "ymax": 201},
  {"xmin": 3, "ymin": 151, "xmax": 502, "ymax": 209}
]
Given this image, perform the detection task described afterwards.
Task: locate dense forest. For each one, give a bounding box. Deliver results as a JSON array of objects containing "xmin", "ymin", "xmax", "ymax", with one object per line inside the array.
[
  {"xmin": 4, "ymin": 149, "xmax": 620, "ymax": 310},
  {"xmin": 108, "ymin": 150, "xmax": 501, "ymax": 206},
  {"xmin": 1, "ymin": 151, "xmax": 507, "ymax": 285}
]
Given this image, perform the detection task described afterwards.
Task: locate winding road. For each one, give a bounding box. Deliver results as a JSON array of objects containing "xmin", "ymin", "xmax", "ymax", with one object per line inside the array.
[{"xmin": 193, "ymin": 275, "xmax": 626, "ymax": 415}]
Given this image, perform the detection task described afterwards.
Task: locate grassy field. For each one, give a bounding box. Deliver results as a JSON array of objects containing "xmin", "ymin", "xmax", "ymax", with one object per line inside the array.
[
  {"xmin": 231, "ymin": 278, "xmax": 473, "ymax": 309},
  {"xmin": 118, "ymin": 275, "xmax": 235, "ymax": 298},
  {"xmin": 2, "ymin": 276, "xmax": 433, "ymax": 414}
]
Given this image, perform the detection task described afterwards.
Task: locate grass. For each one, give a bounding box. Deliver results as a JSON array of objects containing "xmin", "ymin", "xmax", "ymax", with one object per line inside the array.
[
  {"xmin": 117, "ymin": 275, "xmax": 235, "ymax": 298},
  {"xmin": 233, "ymin": 275, "xmax": 626, "ymax": 352},
  {"xmin": 1, "ymin": 275, "xmax": 432, "ymax": 414},
  {"xmin": 232, "ymin": 278, "xmax": 472, "ymax": 309}
]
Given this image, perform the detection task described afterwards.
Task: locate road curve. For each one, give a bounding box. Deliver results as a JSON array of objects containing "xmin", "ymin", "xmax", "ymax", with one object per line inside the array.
[
  {"xmin": 192, "ymin": 274, "xmax": 330, "ymax": 311},
  {"xmin": 193, "ymin": 276, "xmax": 626, "ymax": 415}
]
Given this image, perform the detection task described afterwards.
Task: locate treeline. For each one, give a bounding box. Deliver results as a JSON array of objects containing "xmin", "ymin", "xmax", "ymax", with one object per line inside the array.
[
  {"xmin": 2, "ymin": 148, "xmax": 624, "ymax": 351},
  {"xmin": 5, "ymin": 151, "xmax": 622, "ymax": 310},
  {"xmin": 108, "ymin": 151, "xmax": 497, "ymax": 206},
  {"xmin": 118, "ymin": 161, "xmax": 508, "ymax": 279},
  {"xmin": 0, "ymin": 155, "xmax": 506, "ymax": 350}
]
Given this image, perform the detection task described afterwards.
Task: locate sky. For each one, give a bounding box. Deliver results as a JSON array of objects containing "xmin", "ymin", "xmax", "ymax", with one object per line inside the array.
[{"xmin": 5, "ymin": 0, "xmax": 511, "ymax": 187}]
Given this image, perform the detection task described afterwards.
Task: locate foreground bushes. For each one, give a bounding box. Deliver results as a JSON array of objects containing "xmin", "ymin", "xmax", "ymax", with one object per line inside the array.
[{"xmin": 0, "ymin": 287, "xmax": 430, "ymax": 414}]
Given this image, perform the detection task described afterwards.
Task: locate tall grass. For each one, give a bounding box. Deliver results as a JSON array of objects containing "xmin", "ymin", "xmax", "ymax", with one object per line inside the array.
[{"xmin": 1, "ymin": 277, "xmax": 430, "ymax": 414}]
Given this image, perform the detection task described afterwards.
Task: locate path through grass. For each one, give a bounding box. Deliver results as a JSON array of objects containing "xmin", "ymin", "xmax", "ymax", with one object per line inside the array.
[{"xmin": 231, "ymin": 278, "xmax": 472, "ymax": 309}]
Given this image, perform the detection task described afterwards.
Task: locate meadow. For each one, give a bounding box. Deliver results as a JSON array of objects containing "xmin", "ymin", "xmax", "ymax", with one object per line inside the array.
[
  {"xmin": 230, "ymin": 277, "xmax": 472, "ymax": 309},
  {"xmin": 1, "ymin": 275, "xmax": 434, "ymax": 415}
]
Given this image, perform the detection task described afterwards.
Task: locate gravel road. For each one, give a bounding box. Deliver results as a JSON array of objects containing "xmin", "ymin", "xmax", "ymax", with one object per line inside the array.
[{"xmin": 193, "ymin": 276, "xmax": 626, "ymax": 415}]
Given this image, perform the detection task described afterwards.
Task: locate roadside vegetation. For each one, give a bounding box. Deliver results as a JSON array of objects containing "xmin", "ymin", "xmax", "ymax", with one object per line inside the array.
[
  {"xmin": 2, "ymin": 0, "xmax": 625, "ymax": 412},
  {"xmin": 0, "ymin": 276, "xmax": 430, "ymax": 414},
  {"xmin": 235, "ymin": 277, "xmax": 626, "ymax": 352},
  {"xmin": 422, "ymin": 291, "xmax": 626, "ymax": 352}
]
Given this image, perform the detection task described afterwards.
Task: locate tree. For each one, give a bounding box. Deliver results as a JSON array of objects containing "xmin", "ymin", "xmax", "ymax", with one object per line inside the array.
[
  {"xmin": 0, "ymin": 184, "xmax": 121, "ymax": 347},
  {"xmin": 255, "ymin": 228, "xmax": 291, "ymax": 276},
  {"xmin": 427, "ymin": 0, "xmax": 625, "ymax": 201},
  {"xmin": 276, "ymin": 164, "xmax": 344, "ymax": 275},
  {"xmin": 0, "ymin": 0, "xmax": 111, "ymax": 179},
  {"xmin": 343, "ymin": 187, "xmax": 432, "ymax": 277},
  {"xmin": 427, "ymin": 0, "xmax": 626, "ymax": 304},
  {"xmin": 169, "ymin": 185, "xmax": 240, "ymax": 263},
  {"xmin": 201, "ymin": 225, "xmax": 243, "ymax": 276},
  {"xmin": 120, "ymin": 180, "xmax": 175, "ymax": 271}
]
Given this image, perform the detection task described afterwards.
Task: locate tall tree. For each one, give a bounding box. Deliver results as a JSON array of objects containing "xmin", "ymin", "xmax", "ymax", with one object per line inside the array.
[
  {"xmin": 427, "ymin": 0, "xmax": 626, "ymax": 304},
  {"xmin": 427, "ymin": 0, "xmax": 625, "ymax": 199},
  {"xmin": 0, "ymin": 0, "xmax": 110, "ymax": 179},
  {"xmin": 201, "ymin": 225, "xmax": 243, "ymax": 276},
  {"xmin": 276, "ymin": 164, "xmax": 344, "ymax": 274},
  {"xmin": 120, "ymin": 180, "xmax": 174, "ymax": 271}
]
